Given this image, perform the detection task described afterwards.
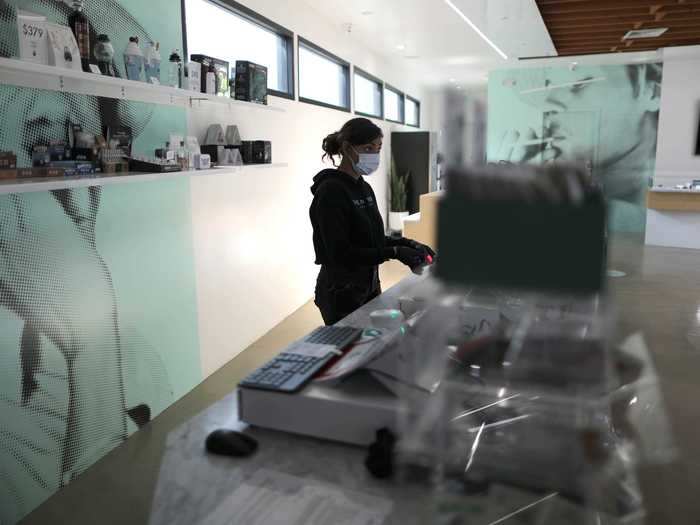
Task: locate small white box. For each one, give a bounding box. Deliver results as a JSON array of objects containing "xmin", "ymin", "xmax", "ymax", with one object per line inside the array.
[
  {"xmin": 186, "ymin": 61, "xmax": 201, "ymax": 92},
  {"xmin": 194, "ymin": 153, "xmax": 210, "ymax": 170},
  {"xmin": 46, "ymin": 22, "xmax": 81, "ymax": 71}
]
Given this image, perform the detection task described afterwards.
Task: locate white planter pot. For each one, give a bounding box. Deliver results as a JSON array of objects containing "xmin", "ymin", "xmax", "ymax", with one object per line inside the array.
[{"xmin": 388, "ymin": 211, "xmax": 409, "ymax": 232}]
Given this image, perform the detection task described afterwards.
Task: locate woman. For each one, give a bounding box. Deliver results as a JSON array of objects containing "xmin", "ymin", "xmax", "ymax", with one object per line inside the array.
[{"xmin": 310, "ymin": 118, "xmax": 434, "ymax": 325}]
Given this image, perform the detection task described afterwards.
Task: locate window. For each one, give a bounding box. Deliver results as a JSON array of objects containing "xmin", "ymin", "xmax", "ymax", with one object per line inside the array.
[
  {"xmin": 406, "ymin": 96, "xmax": 420, "ymax": 127},
  {"xmin": 298, "ymin": 38, "xmax": 350, "ymax": 111},
  {"xmin": 354, "ymin": 68, "xmax": 383, "ymax": 119},
  {"xmin": 183, "ymin": 0, "xmax": 294, "ymax": 98},
  {"xmin": 384, "ymin": 85, "xmax": 404, "ymax": 123}
]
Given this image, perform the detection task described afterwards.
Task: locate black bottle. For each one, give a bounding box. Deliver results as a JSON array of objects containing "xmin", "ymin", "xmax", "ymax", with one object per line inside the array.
[{"xmin": 68, "ymin": 0, "xmax": 91, "ymax": 72}]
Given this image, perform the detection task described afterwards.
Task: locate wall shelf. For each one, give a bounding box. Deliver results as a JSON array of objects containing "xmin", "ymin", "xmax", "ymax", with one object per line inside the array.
[
  {"xmin": 0, "ymin": 57, "xmax": 285, "ymax": 112},
  {"xmin": 0, "ymin": 163, "xmax": 289, "ymax": 195}
]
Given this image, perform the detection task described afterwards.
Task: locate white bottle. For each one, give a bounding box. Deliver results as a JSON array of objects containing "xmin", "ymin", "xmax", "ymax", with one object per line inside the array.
[
  {"xmin": 144, "ymin": 41, "xmax": 161, "ymax": 84},
  {"xmin": 124, "ymin": 36, "xmax": 143, "ymax": 81},
  {"xmin": 205, "ymin": 63, "xmax": 216, "ymax": 95}
]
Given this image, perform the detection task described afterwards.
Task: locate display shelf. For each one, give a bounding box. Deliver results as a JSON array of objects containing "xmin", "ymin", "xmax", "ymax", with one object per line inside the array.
[
  {"xmin": 0, "ymin": 57, "xmax": 285, "ymax": 112},
  {"xmin": 0, "ymin": 163, "xmax": 289, "ymax": 195}
]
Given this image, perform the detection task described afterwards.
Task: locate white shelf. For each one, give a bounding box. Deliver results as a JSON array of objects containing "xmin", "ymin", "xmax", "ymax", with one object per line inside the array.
[
  {"xmin": 0, "ymin": 57, "xmax": 285, "ymax": 112},
  {"xmin": 0, "ymin": 163, "xmax": 289, "ymax": 195}
]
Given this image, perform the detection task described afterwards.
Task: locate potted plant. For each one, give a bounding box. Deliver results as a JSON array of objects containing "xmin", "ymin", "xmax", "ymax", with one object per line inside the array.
[{"xmin": 389, "ymin": 155, "xmax": 411, "ymax": 232}]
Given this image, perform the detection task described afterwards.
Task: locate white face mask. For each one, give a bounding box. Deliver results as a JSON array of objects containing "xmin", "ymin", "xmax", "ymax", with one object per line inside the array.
[{"xmin": 351, "ymin": 147, "xmax": 380, "ymax": 176}]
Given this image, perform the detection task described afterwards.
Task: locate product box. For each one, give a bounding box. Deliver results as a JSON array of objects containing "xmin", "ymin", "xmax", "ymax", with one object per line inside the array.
[
  {"xmin": 0, "ymin": 152, "xmax": 17, "ymax": 170},
  {"xmin": 0, "ymin": 169, "xmax": 17, "ymax": 180},
  {"xmin": 32, "ymin": 145, "xmax": 50, "ymax": 167},
  {"xmin": 186, "ymin": 61, "xmax": 202, "ymax": 92},
  {"xmin": 240, "ymin": 140, "xmax": 271, "ymax": 164},
  {"xmin": 234, "ymin": 61, "xmax": 268, "ymax": 104},
  {"xmin": 17, "ymin": 168, "xmax": 34, "ymax": 179},
  {"xmin": 190, "ymin": 54, "xmax": 229, "ymax": 96},
  {"xmin": 104, "ymin": 125, "xmax": 133, "ymax": 157},
  {"xmin": 16, "ymin": 10, "xmax": 48, "ymax": 65}
]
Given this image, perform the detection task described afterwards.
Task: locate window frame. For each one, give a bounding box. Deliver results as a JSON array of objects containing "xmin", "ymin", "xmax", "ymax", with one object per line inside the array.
[
  {"xmin": 181, "ymin": 0, "xmax": 296, "ymax": 100},
  {"xmin": 353, "ymin": 66, "xmax": 384, "ymax": 120},
  {"xmin": 405, "ymin": 94, "xmax": 421, "ymax": 128},
  {"xmin": 384, "ymin": 84, "xmax": 405, "ymax": 124},
  {"xmin": 297, "ymin": 36, "xmax": 352, "ymax": 113}
]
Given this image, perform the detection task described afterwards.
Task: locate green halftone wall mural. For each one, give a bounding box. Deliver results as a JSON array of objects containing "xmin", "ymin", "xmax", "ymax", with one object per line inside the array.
[
  {"xmin": 0, "ymin": 1, "xmax": 199, "ymax": 524},
  {"xmin": 488, "ymin": 63, "xmax": 663, "ymax": 233}
]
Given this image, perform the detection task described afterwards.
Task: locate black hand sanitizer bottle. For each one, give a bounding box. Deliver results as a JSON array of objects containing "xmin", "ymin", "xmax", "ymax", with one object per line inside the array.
[{"xmin": 68, "ymin": 0, "xmax": 91, "ymax": 72}]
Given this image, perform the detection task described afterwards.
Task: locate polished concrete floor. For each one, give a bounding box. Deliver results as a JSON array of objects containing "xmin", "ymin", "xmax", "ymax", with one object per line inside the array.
[{"xmin": 21, "ymin": 243, "xmax": 700, "ymax": 524}]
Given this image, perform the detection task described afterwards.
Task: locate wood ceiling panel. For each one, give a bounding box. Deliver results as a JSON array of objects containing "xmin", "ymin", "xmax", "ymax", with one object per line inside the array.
[{"xmin": 534, "ymin": 0, "xmax": 700, "ymax": 57}]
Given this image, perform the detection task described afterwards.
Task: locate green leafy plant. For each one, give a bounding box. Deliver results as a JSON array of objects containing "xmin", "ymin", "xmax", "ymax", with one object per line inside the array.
[{"xmin": 390, "ymin": 155, "xmax": 411, "ymax": 212}]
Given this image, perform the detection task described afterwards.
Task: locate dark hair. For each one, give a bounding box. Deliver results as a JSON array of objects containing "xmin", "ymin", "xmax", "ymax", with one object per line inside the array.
[{"xmin": 322, "ymin": 117, "xmax": 383, "ymax": 166}]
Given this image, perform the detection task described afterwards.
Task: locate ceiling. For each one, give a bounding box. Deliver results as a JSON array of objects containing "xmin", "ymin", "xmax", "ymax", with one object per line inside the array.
[
  {"xmin": 301, "ymin": 0, "xmax": 556, "ymax": 86},
  {"xmin": 301, "ymin": 0, "xmax": 700, "ymax": 87},
  {"xmin": 535, "ymin": 0, "xmax": 700, "ymax": 57}
]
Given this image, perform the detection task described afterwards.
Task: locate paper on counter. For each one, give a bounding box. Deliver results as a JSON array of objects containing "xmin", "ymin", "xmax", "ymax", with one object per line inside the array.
[
  {"xmin": 200, "ymin": 469, "xmax": 392, "ymax": 525},
  {"xmin": 314, "ymin": 328, "xmax": 398, "ymax": 383}
]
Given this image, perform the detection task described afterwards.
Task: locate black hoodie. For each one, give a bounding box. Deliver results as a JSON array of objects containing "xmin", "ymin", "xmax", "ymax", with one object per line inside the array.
[{"xmin": 310, "ymin": 169, "xmax": 398, "ymax": 269}]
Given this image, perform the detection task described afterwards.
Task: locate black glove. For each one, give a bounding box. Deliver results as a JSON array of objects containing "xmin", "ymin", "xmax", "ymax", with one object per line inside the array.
[
  {"xmin": 398, "ymin": 238, "xmax": 436, "ymax": 258},
  {"xmin": 393, "ymin": 246, "xmax": 426, "ymax": 270}
]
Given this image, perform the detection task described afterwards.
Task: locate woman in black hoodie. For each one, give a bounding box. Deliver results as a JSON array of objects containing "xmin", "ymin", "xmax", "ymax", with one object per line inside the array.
[{"xmin": 310, "ymin": 117, "xmax": 434, "ymax": 325}]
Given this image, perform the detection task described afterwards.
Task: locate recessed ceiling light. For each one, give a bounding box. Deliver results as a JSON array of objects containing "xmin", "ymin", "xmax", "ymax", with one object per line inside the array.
[
  {"xmin": 623, "ymin": 28, "xmax": 668, "ymax": 39},
  {"xmin": 443, "ymin": 0, "xmax": 508, "ymax": 60},
  {"xmin": 449, "ymin": 78, "xmax": 456, "ymax": 83},
  {"xmin": 396, "ymin": 44, "xmax": 406, "ymax": 51},
  {"xmin": 457, "ymin": 86, "xmax": 463, "ymax": 90}
]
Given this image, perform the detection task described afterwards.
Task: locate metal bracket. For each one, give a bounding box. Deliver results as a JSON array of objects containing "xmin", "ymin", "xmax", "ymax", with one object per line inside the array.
[
  {"xmin": 59, "ymin": 76, "xmax": 65, "ymax": 90},
  {"xmin": 120, "ymin": 85, "xmax": 126, "ymax": 98}
]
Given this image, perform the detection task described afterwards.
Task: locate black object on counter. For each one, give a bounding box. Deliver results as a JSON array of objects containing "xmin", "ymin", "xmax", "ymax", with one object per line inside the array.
[
  {"xmin": 205, "ymin": 429, "xmax": 258, "ymax": 457},
  {"xmin": 240, "ymin": 141, "xmax": 271, "ymax": 165},
  {"xmin": 365, "ymin": 428, "xmax": 396, "ymax": 479}
]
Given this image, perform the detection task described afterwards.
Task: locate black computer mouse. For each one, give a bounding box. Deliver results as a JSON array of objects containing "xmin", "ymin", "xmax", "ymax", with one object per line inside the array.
[{"xmin": 205, "ymin": 429, "xmax": 258, "ymax": 457}]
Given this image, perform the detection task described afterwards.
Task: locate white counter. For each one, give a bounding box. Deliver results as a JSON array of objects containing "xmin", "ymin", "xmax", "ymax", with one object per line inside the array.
[{"xmin": 645, "ymin": 188, "xmax": 700, "ymax": 250}]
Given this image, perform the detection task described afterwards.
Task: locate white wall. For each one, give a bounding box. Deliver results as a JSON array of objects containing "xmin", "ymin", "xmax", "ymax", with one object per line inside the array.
[
  {"xmin": 655, "ymin": 46, "xmax": 700, "ymax": 187},
  {"xmin": 186, "ymin": 0, "xmax": 432, "ymax": 377}
]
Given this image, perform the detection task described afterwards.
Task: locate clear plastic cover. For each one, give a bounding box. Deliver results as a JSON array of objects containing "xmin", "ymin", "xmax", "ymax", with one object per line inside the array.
[{"xmin": 394, "ymin": 281, "xmax": 676, "ymax": 524}]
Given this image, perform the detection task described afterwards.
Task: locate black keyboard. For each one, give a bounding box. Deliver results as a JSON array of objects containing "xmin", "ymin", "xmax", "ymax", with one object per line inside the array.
[{"xmin": 239, "ymin": 326, "xmax": 363, "ymax": 392}]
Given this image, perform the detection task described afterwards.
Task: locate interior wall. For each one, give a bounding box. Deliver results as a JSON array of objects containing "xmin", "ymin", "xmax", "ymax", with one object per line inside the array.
[
  {"xmin": 654, "ymin": 46, "xmax": 700, "ymax": 187},
  {"xmin": 187, "ymin": 0, "xmax": 431, "ymax": 377}
]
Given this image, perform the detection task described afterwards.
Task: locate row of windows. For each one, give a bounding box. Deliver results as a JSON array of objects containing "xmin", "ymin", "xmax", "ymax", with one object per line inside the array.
[{"xmin": 183, "ymin": 0, "xmax": 421, "ymax": 127}]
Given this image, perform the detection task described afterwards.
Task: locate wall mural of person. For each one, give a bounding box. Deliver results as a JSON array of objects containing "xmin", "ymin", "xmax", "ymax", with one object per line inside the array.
[
  {"xmin": 0, "ymin": 1, "xmax": 195, "ymax": 523},
  {"xmin": 488, "ymin": 63, "xmax": 663, "ymax": 233}
]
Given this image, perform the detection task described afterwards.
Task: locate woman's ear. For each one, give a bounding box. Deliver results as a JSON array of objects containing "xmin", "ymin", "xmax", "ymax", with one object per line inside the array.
[{"xmin": 639, "ymin": 64, "xmax": 662, "ymax": 113}]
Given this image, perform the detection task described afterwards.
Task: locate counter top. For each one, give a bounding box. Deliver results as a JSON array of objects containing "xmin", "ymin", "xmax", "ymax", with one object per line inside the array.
[
  {"xmin": 649, "ymin": 188, "xmax": 700, "ymax": 194},
  {"xmin": 648, "ymin": 188, "xmax": 700, "ymax": 212},
  {"xmin": 0, "ymin": 163, "xmax": 288, "ymax": 195}
]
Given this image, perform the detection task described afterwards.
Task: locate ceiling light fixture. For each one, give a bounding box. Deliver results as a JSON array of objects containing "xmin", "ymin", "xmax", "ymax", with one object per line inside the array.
[
  {"xmin": 449, "ymin": 78, "xmax": 456, "ymax": 82},
  {"xmin": 623, "ymin": 28, "xmax": 668, "ymax": 40},
  {"xmin": 396, "ymin": 44, "xmax": 406, "ymax": 51},
  {"xmin": 443, "ymin": 0, "xmax": 508, "ymax": 60}
]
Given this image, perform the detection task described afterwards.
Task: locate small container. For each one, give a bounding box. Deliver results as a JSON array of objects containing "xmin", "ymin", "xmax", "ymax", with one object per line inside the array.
[
  {"xmin": 94, "ymin": 34, "xmax": 116, "ymax": 76},
  {"xmin": 168, "ymin": 49, "xmax": 183, "ymax": 88},
  {"xmin": 205, "ymin": 63, "xmax": 216, "ymax": 95},
  {"xmin": 124, "ymin": 36, "xmax": 143, "ymax": 81},
  {"xmin": 144, "ymin": 41, "xmax": 161, "ymax": 84}
]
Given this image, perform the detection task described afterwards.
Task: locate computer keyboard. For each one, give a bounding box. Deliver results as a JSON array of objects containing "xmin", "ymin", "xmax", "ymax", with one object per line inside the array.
[{"xmin": 239, "ymin": 326, "xmax": 363, "ymax": 392}]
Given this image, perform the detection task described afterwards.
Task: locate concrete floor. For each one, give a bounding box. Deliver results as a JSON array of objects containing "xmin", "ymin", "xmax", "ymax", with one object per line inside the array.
[{"xmin": 21, "ymin": 242, "xmax": 700, "ymax": 524}]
